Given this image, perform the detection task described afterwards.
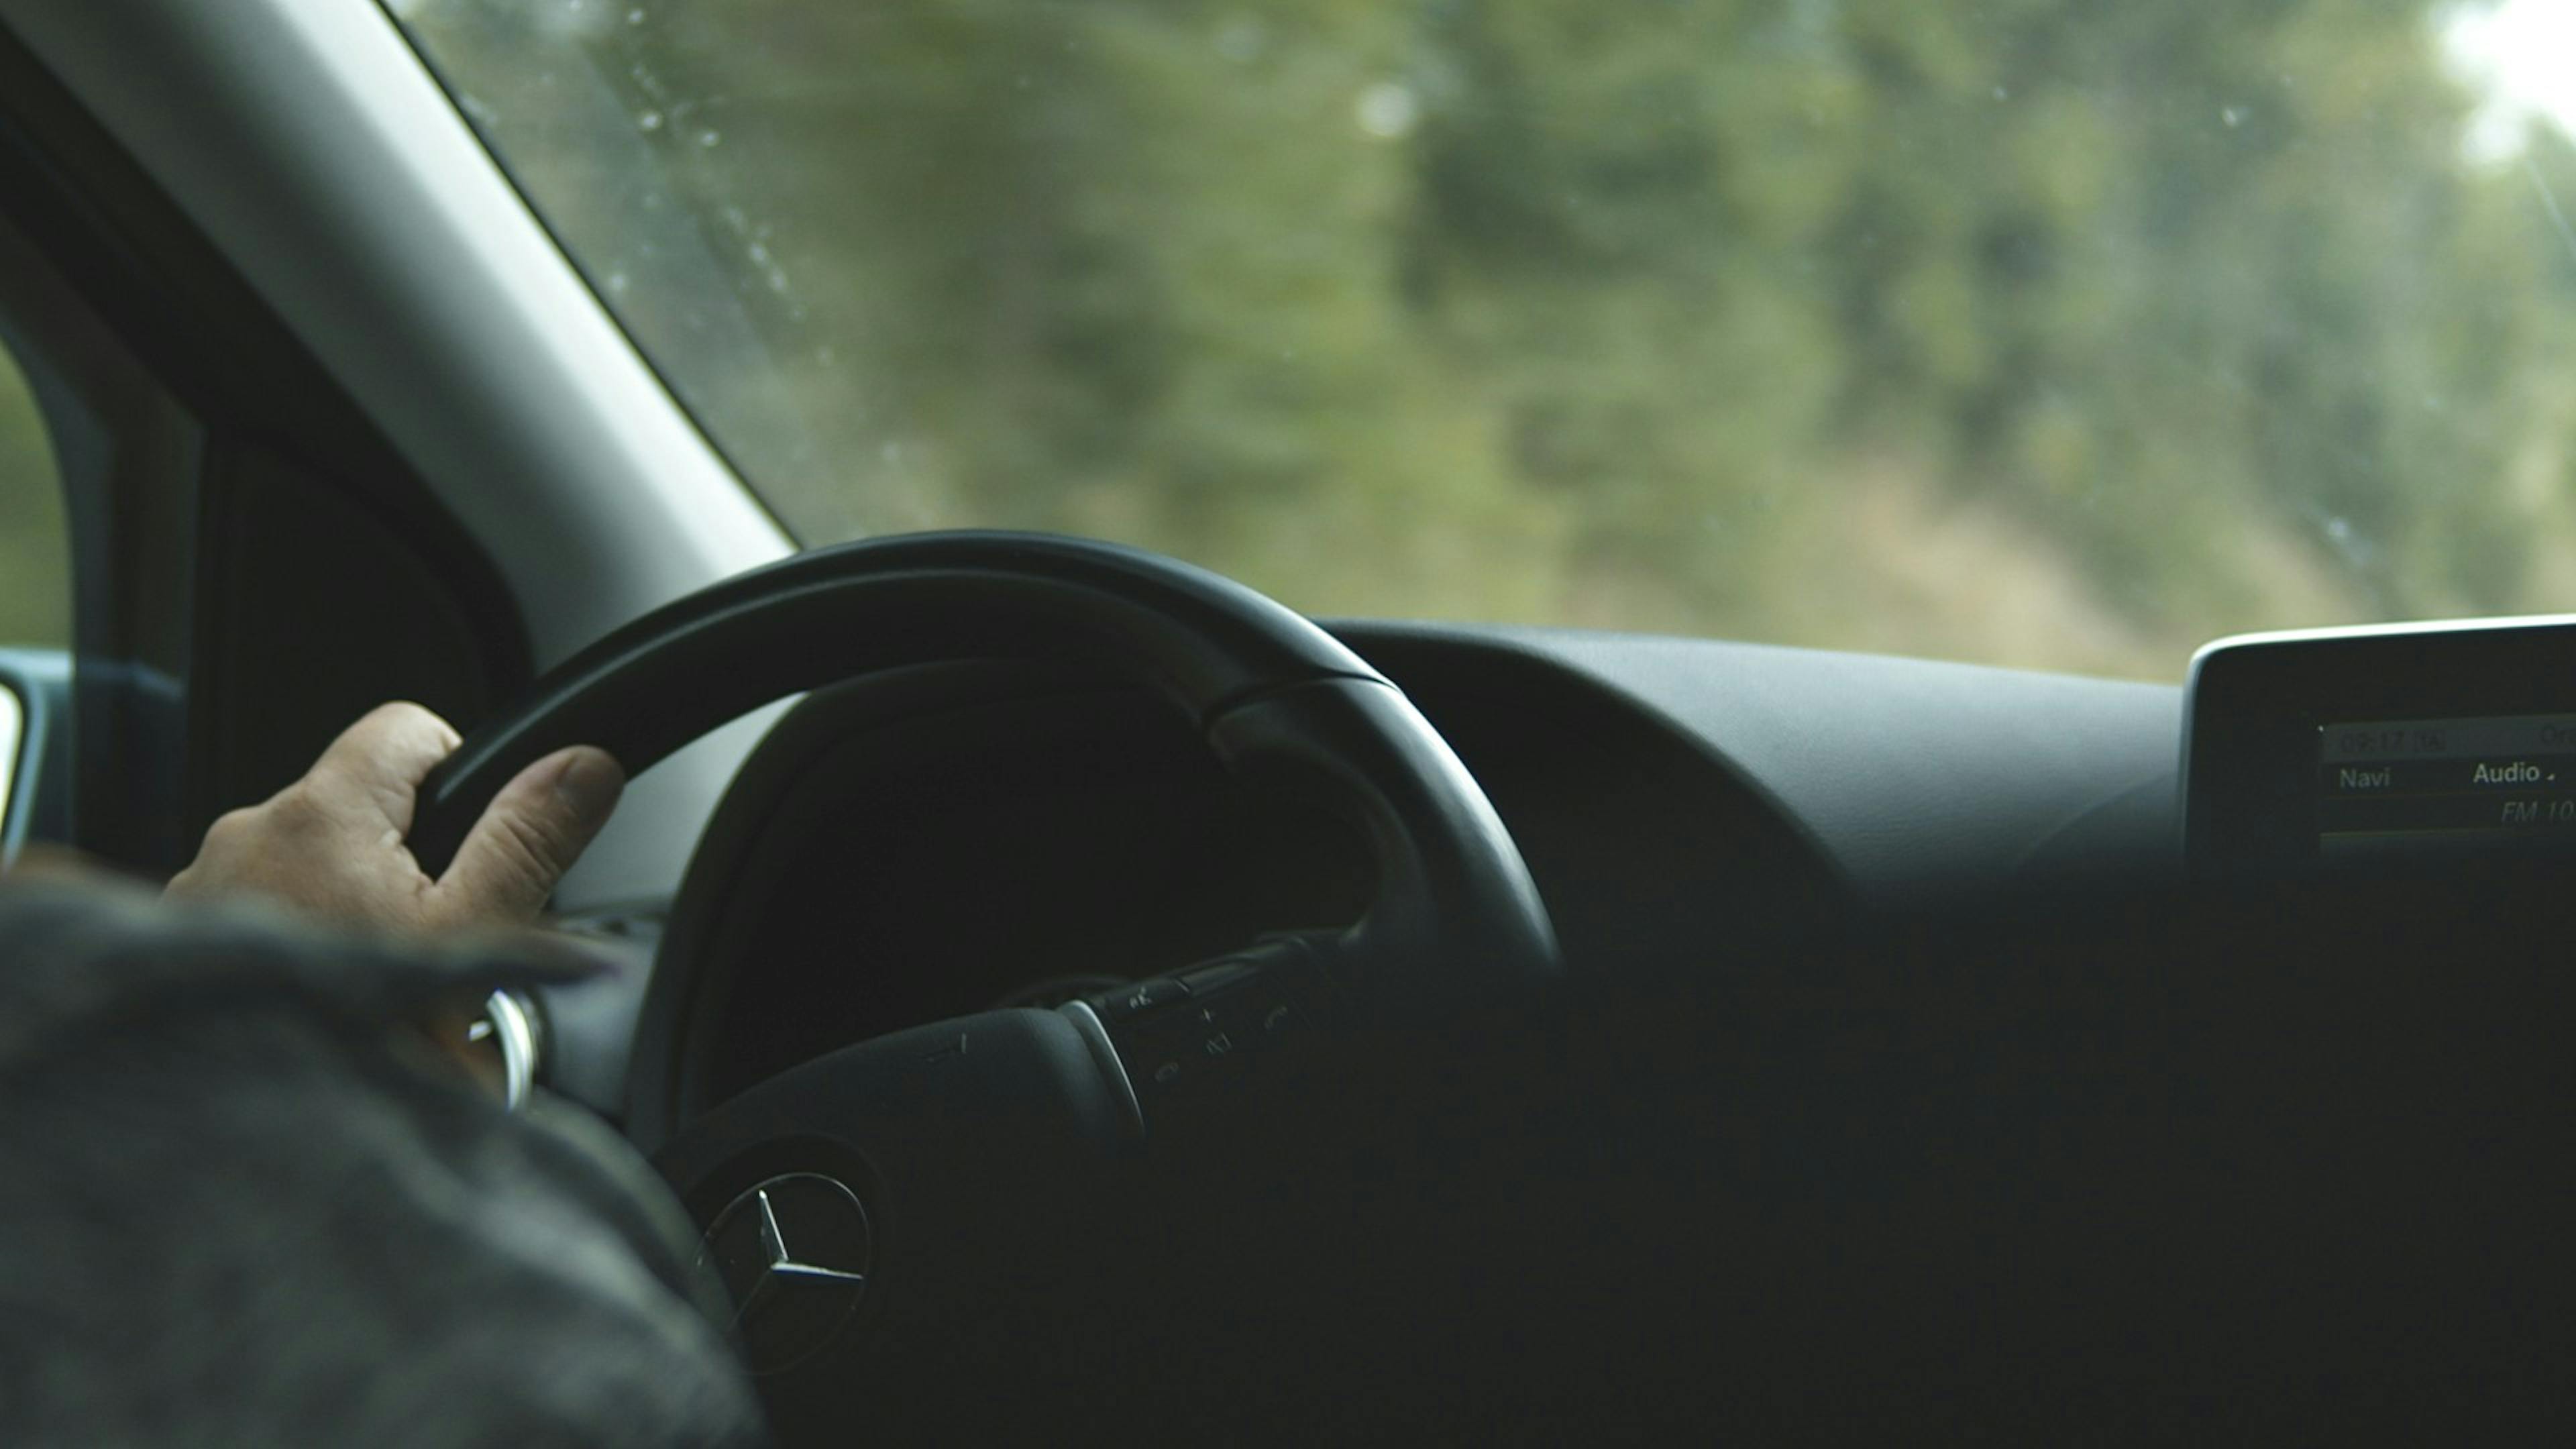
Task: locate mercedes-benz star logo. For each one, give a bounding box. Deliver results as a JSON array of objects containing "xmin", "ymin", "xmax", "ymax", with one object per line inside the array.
[{"xmin": 696, "ymin": 1173, "xmax": 873, "ymax": 1374}]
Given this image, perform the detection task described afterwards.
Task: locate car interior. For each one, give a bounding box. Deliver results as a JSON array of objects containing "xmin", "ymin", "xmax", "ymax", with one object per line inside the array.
[{"xmin": 6, "ymin": 1, "xmax": 2576, "ymax": 1440}]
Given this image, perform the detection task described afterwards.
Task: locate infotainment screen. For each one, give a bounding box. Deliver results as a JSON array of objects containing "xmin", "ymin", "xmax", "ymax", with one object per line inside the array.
[
  {"xmin": 2316, "ymin": 713, "xmax": 2576, "ymax": 857},
  {"xmin": 2184, "ymin": 616, "xmax": 2576, "ymax": 873}
]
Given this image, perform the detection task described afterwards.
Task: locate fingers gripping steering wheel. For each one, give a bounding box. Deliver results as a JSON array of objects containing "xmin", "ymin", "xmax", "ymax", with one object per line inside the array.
[{"xmin": 409, "ymin": 533, "xmax": 1561, "ymax": 1380}]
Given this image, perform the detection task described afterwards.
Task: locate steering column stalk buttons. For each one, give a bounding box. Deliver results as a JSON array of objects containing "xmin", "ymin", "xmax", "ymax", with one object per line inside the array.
[
  {"xmin": 1103, "ymin": 936, "xmax": 1336, "ymax": 1097},
  {"xmin": 1097, "ymin": 977, "xmax": 1190, "ymax": 1022},
  {"xmin": 1128, "ymin": 994, "xmax": 1273, "ymax": 1093}
]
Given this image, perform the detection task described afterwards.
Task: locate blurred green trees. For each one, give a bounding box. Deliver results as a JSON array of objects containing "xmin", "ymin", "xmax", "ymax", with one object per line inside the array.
[{"xmin": 0, "ymin": 341, "xmax": 65, "ymax": 646}]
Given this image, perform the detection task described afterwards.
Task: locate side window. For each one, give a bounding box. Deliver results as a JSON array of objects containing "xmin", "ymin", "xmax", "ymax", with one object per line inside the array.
[{"xmin": 0, "ymin": 337, "xmax": 65, "ymax": 647}]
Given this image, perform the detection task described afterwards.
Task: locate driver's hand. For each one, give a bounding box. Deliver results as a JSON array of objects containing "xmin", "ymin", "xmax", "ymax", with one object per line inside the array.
[{"xmin": 166, "ymin": 701, "xmax": 625, "ymax": 933}]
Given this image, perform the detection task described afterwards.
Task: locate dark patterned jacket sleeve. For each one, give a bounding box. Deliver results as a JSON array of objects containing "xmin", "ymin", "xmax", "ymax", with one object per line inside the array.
[{"xmin": 0, "ymin": 881, "xmax": 769, "ymax": 1448}]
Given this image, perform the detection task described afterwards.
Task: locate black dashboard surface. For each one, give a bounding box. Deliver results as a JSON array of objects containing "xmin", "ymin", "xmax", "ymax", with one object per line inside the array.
[
  {"xmin": 560, "ymin": 623, "xmax": 2188, "ymax": 1115},
  {"xmin": 1348, "ymin": 623, "xmax": 2184, "ymax": 905}
]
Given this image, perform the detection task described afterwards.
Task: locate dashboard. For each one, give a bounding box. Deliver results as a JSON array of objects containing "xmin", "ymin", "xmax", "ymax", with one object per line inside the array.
[
  {"xmin": 510, "ymin": 610, "xmax": 2576, "ymax": 1441},
  {"xmin": 541, "ymin": 621, "xmax": 2192, "ymax": 1119}
]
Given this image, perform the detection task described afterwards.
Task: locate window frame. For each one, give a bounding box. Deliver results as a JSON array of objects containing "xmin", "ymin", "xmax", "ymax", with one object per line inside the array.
[{"xmin": 0, "ymin": 20, "xmax": 535, "ymax": 869}]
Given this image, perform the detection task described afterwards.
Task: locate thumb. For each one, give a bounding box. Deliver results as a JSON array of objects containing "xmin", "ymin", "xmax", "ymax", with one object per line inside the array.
[{"xmin": 432, "ymin": 746, "xmax": 625, "ymax": 923}]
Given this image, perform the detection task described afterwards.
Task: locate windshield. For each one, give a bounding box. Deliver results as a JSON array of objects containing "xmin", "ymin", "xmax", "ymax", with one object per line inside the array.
[{"xmin": 389, "ymin": 0, "xmax": 2576, "ymax": 680}]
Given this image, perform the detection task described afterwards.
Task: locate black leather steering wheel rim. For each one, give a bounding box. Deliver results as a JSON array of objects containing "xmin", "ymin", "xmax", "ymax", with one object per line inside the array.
[
  {"xmin": 413, "ymin": 531, "xmax": 1391, "ymax": 864},
  {"xmin": 412, "ymin": 532, "xmax": 1562, "ymax": 1132}
]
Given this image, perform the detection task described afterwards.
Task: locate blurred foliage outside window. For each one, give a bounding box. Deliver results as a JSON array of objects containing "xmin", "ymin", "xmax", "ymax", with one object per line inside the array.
[
  {"xmin": 0, "ymin": 339, "xmax": 67, "ymax": 647},
  {"xmin": 394, "ymin": 0, "xmax": 2576, "ymax": 680}
]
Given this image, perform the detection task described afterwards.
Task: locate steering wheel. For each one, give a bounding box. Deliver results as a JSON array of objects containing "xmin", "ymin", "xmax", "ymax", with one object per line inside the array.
[{"xmin": 407, "ymin": 531, "xmax": 1560, "ymax": 1390}]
